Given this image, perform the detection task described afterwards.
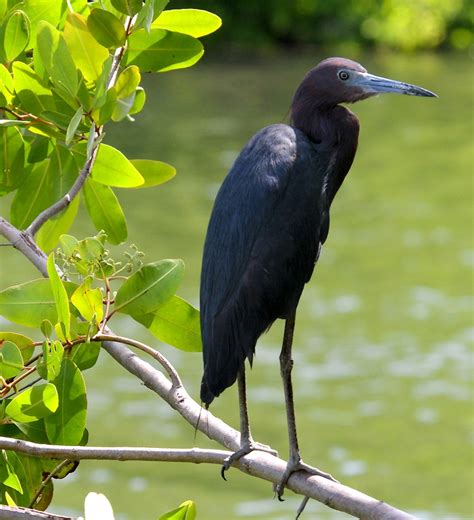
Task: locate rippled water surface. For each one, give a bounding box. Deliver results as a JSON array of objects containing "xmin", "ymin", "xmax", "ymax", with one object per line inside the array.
[{"xmin": 1, "ymin": 53, "xmax": 472, "ymax": 519}]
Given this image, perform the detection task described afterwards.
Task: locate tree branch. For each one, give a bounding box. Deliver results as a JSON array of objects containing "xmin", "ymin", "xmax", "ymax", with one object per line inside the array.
[
  {"xmin": 0, "ymin": 506, "xmax": 77, "ymax": 520},
  {"xmin": 0, "ymin": 220, "xmax": 417, "ymax": 519},
  {"xmin": 0, "ymin": 217, "xmax": 48, "ymax": 276},
  {"xmin": 0, "ymin": 437, "xmax": 230, "ymax": 464}
]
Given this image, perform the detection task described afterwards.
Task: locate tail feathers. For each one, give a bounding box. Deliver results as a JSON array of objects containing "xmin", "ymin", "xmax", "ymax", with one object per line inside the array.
[{"xmin": 200, "ymin": 377, "xmax": 215, "ymax": 407}]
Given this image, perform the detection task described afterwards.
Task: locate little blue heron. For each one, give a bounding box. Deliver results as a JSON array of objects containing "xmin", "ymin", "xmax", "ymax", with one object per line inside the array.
[{"xmin": 200, "ymin": 57, "xmax": 436, "ymax": 498}]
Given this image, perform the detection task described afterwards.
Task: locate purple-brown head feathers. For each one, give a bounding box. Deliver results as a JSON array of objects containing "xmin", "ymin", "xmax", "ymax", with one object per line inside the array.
[{"xmin": 291, "ymin": 57, "xmax": 437, "ymax": 113}]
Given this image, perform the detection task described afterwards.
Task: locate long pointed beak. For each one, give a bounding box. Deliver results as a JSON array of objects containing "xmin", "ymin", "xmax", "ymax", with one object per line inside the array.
[{"xmin": 360, "ymin": 72, "xmax": 437, "ymax": 98}]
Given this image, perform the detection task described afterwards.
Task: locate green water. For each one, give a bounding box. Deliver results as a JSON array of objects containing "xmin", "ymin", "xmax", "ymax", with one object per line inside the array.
[{"xmin": 1, "ymin": 53, "xmax": 472, "ymax": 519}]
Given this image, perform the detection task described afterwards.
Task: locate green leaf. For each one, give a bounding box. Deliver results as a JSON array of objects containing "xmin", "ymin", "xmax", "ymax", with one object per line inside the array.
[
  {"xmin": 87, "ymin": 8, "xmax": 126, "ymax": 48},
  {"xmin": 0, "ymin": 451, "xmax": 23, "ymax": 493},
  {"xmin": 13, "ymin": 454, "xmax": 44, "ymax": 508},
  {"xmin": 115, "ymin": 65, "xmax": 141, "ymax": 98},
  {"xmin": 11, "ymin": 145, "xmax": 78, "ymax": 228},
  {"xmin": 0, "ymin": 332, "xmax": 34, "ymax": 362},
  {"xmin": 152, "ymin": 9, "xmax": 222, "ymax": 38},
  {"xmin": 111, "ymin": 88, "xmax": 134, "ymax": 121},
  {"xmin": 21, "ymin": 0, "xmax": 62, "ymax": 46},
  {"xmin": 130, "ymin": 159, "xmax": 175, "ymax": 188},
  {"xmin": 151, "ymin": 0, "xmax": 170, "ymax": 21},
  {"xmin": 37, "ymin": 340, "xmax": 64, "ymax": 381},
  {"xmin": 45, "ymin": 358, "xmax": 87, "ymax": 445},
  {"xmin": 159, "ymin": 500, "xmax": 196, "ymax": 520},
  {"xmin": 71, "ymin": 277, "xmax": 104, "ymax": 324},
  {"xmin": 36, "ymin": 21, "xmax": 78, "ymax": 97},
  {"xmin": 74, "ymin": 142, "xmax": 144, "ymax": 187},
  {"xmin": 111, "ymin": 0, "xmax": 142, "ymax": 16},
  {"xmin": 112, "ymin": 65, "xmax": 141, "ymax": 121},
  {"xmin": 66, "ymin": 107, "xmax": 83, "ymax": 145},
  {"xmin": 63, "ymin": 12, "xmax": 109, "ymax": 83},
  {"xmin": 12, "ymin": 61, "xmax": 50, "ymax": 97},
  {"xmin": 3, "ymin": 10, "xmax": 30, "ymax": 62},
  {"xmin": 15, "ymin": 419, "xmax": 47, "ymax": 445},
  {"xmin": 126, "ymin": 28, "xmax": 204, "ymax": 72},
  {"xmin": 136, "ymin": 295, "xmax": 201, "ymax": 352},
  {"xmin": 11, "ymin": 61, "xmax": 54, "ymax": 115},
  {"xmin": 5, "ymin": 383, "xmax": 59, "ymax": 423},
  {"xmin": 0, "ymin": 279, "xmax": 76, "ymax": 328},
  {"xmin": 46, "ymin": 253, "xmax": 71, "ymax": 340},
  {"xmin": 91, "ymin": 55, "xmax": 113, "ymax": 110},
  {"xmin": 114, "ymin": 259, "xmax": 184, "ymax": 316},
  {"xmin": 59, "ymin": 234, "xmax": 79, "ymax": 257},
  {"xmin": 0, "ymin": 126, "xmax": 25, "ymax": 195},
  {"xmin": 130, "ymin": 86, "xmax": 146, "ymax": 115},
  {"xmin": 27, "ymin": 136, "xmax": 51, "ymax": 163},
  {"xmin": 83, "ymin": 178, "xmax": 128, "ymax": 245},
  {"xmin": 68, "ymin": 341, "xmax": 100, "ymax": 371},
  {"xmin": 93, "ymin": 86, "xmax": 117, "ymax": 125},
  {"xmin": 10, "ymin": 162, "xmax": 50, "ymax": 228},
  {"xmin": 134, "ymin": 0, "xmax": 158, "ymax": 33},
  {"xmin": 0, "ymin": 64, "xmax": 14, "ymax": 103},
  {"xmin": 0, "ymin": 341, "xmax": 24, "ymax": 379},
  {"xmin": 36, "ymin": 196, "xmax": 80, "ymax": 253},
  {"xmin": 40, "ymin": 320, "xmax": 53, "ymax": 339}
]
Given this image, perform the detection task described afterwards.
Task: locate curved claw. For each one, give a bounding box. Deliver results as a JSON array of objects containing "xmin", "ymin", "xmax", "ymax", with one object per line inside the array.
[
  {"xmin": 276, "ymin": 459, "xmax": 337, "ymax": 500},
  {"xmin": 221, "ymin": 442, "xmax": 278, "ymax": 481}
]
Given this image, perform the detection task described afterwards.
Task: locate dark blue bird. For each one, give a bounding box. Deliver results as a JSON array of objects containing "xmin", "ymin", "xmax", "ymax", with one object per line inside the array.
[{"xmin": 200, "ymin": 57, "xmax": 436, "ymax": 497}]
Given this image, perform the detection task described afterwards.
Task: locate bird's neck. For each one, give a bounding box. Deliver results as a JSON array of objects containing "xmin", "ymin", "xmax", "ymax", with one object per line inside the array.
[{"xmin": 291, "ymin": 103, "xmax": 360, "ymax": 203}]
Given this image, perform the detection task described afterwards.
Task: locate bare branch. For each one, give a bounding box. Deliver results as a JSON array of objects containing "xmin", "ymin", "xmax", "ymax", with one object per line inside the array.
[
  {"xmin": 101, "ymin": 339, "xmax": 416, "ymax": 520},
  {"xmin": 0, "ymin": 217, "xmax": 48, "ymax": 276},
  {"xmin": 0, "ymin": 437, "xmax": 230, "ymax": 464}
]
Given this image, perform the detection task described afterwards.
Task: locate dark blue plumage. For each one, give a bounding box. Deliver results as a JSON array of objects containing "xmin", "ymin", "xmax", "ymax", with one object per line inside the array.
[
  {"xmin": 199, "ymin": 57, "xmax": 435, "ymax": 498},
  {"xmin": 200, "ymin": 124, "xmax": 331, "ymax": 405}
]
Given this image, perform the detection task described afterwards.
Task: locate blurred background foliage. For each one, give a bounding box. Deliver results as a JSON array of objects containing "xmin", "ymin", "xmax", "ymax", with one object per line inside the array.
[{"xmin": 172, "ymin": 0, "xmax": 473, "ymax": 53}]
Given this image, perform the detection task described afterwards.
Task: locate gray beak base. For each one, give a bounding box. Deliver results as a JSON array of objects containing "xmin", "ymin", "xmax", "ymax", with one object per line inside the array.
[{"xmin": 362, "ymin": 73, "xmax": 437, "ymax": 98}]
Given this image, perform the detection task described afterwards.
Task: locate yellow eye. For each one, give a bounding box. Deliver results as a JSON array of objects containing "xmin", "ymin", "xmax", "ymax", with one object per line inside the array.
[{"xmin": 338, "ymin": 71, "xmax": 350, "ymax": 81}]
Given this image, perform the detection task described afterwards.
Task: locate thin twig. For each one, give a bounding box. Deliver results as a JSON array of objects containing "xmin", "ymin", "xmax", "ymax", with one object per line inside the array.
[
  {"xmin": 29, "ymin": 459, "xmax": 72, "ymax": 509},
  {"xmin": 93, "ymin": 333, "xmax": 182, "ymax": 388},
  {"xmin": 26, "ymin": 153, "xmax": 97, "ymax": 236}
]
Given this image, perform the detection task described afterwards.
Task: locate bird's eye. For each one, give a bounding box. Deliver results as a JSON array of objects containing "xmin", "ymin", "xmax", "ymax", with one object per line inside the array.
[{"xmin": 338, "ymin": 71, "xmax": 350, "ymax": 81}]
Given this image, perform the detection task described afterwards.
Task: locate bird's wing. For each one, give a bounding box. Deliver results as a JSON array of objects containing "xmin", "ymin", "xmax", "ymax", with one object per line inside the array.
[{"xmin": 200, "ymin": 124, "xmax": 330, "ymax": 403}]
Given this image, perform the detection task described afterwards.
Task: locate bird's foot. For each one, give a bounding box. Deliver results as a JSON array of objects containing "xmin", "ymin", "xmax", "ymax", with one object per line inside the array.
[
  {"xmin": 221, "ymin": 441, "xmax": 278, "ymax": 480},
  {"xmin": 275, "ymin": 458, "xmax": 337, "ymax": 500}
]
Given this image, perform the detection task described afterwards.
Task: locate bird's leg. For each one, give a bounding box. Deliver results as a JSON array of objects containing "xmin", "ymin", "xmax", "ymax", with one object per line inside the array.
[
  {"xmin": 276, "ymin": 312, "xmax": 337, "ymax": 500},
  {"xmin": 221, "ymin": 367, "xmax": 277, "ymax": 479}
]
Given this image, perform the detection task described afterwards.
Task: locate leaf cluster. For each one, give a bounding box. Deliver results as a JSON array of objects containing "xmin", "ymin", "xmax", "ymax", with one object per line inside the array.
[{"xmin": 0, "ymin": 0, "xmax": 220, "ymax": 514}]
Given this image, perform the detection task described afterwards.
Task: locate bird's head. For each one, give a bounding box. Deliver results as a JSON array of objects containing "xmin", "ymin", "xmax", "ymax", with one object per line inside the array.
[{"xmin": 296, "ymin": 57, "xmax": 437, "ymax": 109}]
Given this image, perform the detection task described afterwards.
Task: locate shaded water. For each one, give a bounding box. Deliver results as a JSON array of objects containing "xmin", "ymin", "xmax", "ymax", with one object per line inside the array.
[{"xmin": 1, "ymin": 53, "xmax": 472, "ymax": 519}]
